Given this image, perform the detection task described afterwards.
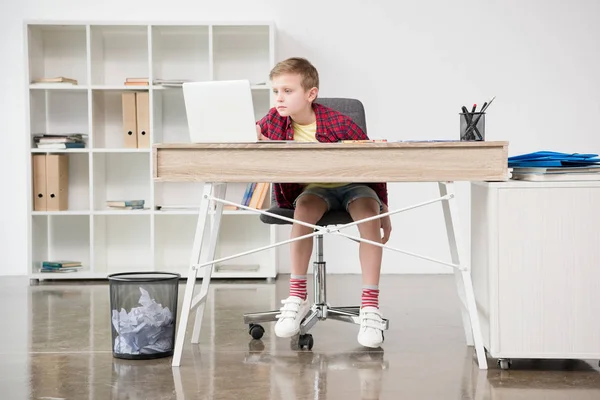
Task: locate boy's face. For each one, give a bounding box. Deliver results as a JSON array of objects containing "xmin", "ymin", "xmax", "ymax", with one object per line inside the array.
[{"xmin": 271, "ymin": 73, "xmax": 318, "ymax": 117}]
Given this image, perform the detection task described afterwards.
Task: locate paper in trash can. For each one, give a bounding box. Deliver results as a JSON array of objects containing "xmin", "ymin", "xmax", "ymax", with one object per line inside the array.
[{"xmin": 111, "ymin": 287, "xmax": 174, "ymax": 355}]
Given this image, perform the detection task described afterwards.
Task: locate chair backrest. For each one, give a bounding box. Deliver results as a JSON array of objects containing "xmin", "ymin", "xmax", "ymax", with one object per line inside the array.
[
  {"xmin": 269, "ymin": 98, "xmax": 367, "ymax": 207},
  {"xmin": 316, "ymin": 98, "xmax": 367, "ymax": 134}
]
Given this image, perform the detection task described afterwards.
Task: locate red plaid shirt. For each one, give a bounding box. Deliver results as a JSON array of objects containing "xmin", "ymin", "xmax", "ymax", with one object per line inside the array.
[{"xmin": 256, "ymin": 102, "xmax": 388, "ymax": 209}]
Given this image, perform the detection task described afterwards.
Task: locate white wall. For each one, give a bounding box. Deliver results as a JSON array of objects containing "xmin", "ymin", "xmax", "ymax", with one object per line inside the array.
[{"xmin": 2, "ymin": 0, "xmax": 600, "ymax": 276}]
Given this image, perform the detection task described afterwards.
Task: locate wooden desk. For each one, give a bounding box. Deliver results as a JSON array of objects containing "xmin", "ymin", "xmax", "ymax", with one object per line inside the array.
[
  {"xmin": 153, "ymin": 141, "xmax": 508, "ymax": 183},
  {"xmin": 153, "ymin": 140, "xmax": 509, "ymax": 370}
]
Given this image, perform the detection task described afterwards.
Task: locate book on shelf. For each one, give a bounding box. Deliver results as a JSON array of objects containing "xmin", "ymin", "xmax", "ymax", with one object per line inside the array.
[
  {"xmin": 31, "ymin": 76, "xmax": 78, "ymax": 85},
  {"xmin": 241, "ymin": 182, "xmax": 269, "ymax": 209},
  {"xmin": 33, "ymin": 133, "xmax": 87, "ymax": 149},
  {"xmin": 153, "ymin": 78, "xmax": 192, "ymax": 87},
  {"xmin": 40, "ymin": 260, "xmax": 82, "ymax": 273},
  {"xmin": 106, "ymin": 200, "xmax": 146, "ymax": 210},
  {"xmin": 124, "ymin": 77, "xmax": 149, "ymax": 86}
]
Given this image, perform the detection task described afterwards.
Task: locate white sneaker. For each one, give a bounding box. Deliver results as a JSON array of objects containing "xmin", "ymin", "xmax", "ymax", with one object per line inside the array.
[
  {"xmin": 274, "ymin": 296, "xmax": 310, "ymax": 338},
  {"xmin": 358, "ymin": 307, "xmax": 386, "ymax": 348}
]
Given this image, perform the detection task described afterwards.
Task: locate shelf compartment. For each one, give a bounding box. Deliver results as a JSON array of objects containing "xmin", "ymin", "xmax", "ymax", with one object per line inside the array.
[
  {"xmin": 47, "ymin": 152, "xmax": 89, "ymax": 211},
  {"xmin": 31, "ymin": 214, "xmax": 91, "ymax": 274},
  {"xmin": 154, "ymin": 182, "xmax": 271, "ymax": 212},
  {"xmin": 151, "ymin": 25, "xmax": 210, "ymax": 83},
  {"xmin": 27, "ymin": 24, "xmax": 88, "ymax": 86},
  {"xmin": 90, "ymin": 25, "xmax": 149, "ymax": 86},
  {"xmin": 152, "ymin": 89, "xmax": 188, "ymax": 144},
  {"xmin": 215, "ymin": 214, "xmax": 273, "ymax": 272},
  {"xmin": 29, "ymin": 89, "xmax": 89, "ymax": 140},
  {"xmin": 212, "ymin": 25, "xmax": 271, "ymax": 84},
  {"xmin": 154, "ymin": 182, "xmax": 202, "ymax": 210},
  {"xmin": 93, "ymin": 214, "xmax": 151, "ymax": 274},
  {"xmin": 92, "ymin": 89, "xmax": 149, "ymax": 149},
  {"xmin": 154, "ymin": 213, "xmax": 272, "ymax": 276},
  {"xmin": 31, "ymin": 153, "xmax": 90, "ymax": 212},
  {"xmin": 92, "ymin": 152, "xmax": 150, "ymax": 211}
]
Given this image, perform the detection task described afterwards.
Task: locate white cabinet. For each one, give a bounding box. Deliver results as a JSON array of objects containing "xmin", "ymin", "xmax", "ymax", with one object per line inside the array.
[
  {"xmin": 25, "ymin": 22, "xmax": 277, "ymax": 281},
  {"xmin": 471, "ymin": 180, "xmax": 600, "ymax": 363}
]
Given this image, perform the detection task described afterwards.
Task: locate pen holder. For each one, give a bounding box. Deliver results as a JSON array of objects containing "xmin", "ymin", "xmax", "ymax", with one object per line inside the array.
[{"xmin": 460, "ymin": 112, "xmax": 485, "ymax": 141}]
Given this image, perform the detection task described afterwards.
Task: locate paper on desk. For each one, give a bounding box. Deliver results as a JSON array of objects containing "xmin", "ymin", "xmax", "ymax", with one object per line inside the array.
[{"xmin": 111, "ymin": 287, "xmax": 174, "ymax": 355}]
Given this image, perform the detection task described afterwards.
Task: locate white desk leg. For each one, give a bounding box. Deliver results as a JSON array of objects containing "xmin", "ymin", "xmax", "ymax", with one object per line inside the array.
[
  {"xmin": 438, "ymin": 182, "xmax": 488, "ymax": 370},
  {"xmin": 172, "ymin": 182, "xmax": 214, "ymax": 367},
  {"xmin": 191, "ymin": 183, "xmax": 227, "ymax": 344}
]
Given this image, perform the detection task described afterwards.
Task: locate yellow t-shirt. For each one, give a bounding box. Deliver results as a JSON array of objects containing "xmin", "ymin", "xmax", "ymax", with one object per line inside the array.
[{"xmin": 292, "ymin": 120, "xmax": 348, "ymax": 189}]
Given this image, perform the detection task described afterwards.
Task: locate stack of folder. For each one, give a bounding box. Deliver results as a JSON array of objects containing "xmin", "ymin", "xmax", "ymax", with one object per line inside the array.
[
  {"xmin": 509, "ymin": 151, "xmax": 600, "ymax": 181},
  {"xmin": 32, "ymin": 154, "xmax": 69, "ymax": 211},
  {"xmin": 122, "ymin": 92, "xmax": 149, "ymax": 148}
]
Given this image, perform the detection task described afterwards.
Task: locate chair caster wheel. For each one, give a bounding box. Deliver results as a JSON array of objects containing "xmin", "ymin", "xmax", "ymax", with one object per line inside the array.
[
  {"xmin": 298, "ymin": 333, "xmax": 313, "ymax": 350},
  {"xmin": 249, "ymin": 323, "xmax": 265, "ymax": 340},
  {"xmin": 498, "ymin": 359, "xmax": 512, "ymax": 370}
]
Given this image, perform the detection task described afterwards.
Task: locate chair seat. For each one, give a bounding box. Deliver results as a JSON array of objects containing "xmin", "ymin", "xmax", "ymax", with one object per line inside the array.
[{"xmin": 260, "ymin": 208, "xmax": 354, "ymax": 226}]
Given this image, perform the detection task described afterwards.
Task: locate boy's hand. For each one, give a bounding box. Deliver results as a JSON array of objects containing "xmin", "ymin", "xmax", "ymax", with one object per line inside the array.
[
  {"xmin": 256, "ymin": 124, "xmax": 268, "ymax": 141},
  {"xmin": 380, "ymin": 204, "xmax": 392, "ymax": 244}
]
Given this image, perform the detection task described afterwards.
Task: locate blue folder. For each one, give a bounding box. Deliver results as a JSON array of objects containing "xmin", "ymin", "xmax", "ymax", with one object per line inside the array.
[{"xmin": 508, "ymin": 151, "xmax": 600, "ymax": 168}]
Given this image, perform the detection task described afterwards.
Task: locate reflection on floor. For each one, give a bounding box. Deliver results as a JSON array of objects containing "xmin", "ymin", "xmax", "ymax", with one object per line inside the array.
[{"xmin": 0, "ymin": 274, "xmax": 599, "ymax": 399}]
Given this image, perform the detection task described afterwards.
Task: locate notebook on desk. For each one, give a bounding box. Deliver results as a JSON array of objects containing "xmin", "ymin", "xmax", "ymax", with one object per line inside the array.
[{"xmin": 182, "ymin": 80, "xmax": 258, "ymax": 143}]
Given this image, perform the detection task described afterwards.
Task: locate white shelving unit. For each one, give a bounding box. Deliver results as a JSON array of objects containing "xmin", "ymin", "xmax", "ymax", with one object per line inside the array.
[{"xmin": 24, "ymin": 21, "xmax": 277, "ymax": 281}]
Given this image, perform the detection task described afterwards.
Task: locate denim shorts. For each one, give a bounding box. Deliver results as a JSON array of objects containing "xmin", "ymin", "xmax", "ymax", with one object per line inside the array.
[{"xmin": 293, "ymin": 183, "xmax": 382, "ymax": 212}]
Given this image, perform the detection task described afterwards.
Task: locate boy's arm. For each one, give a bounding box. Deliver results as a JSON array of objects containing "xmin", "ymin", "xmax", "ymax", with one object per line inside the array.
[
  {"xmin": 344, "ymin": 116, "xmax": 369, "ymax": 140},
  {"xmin": 256, "ymin": 113, "xmax": 270, "ymax": 140}
]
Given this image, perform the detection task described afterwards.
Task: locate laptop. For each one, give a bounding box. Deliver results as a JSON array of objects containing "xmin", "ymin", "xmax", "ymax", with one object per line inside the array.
[{"xmin": 182, "ymin": 80, "xmax": 258, "ymax": 143}]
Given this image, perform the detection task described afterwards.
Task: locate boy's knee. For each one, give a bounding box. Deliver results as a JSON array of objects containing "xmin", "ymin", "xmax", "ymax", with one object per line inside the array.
[
  {"xmin": 348, "ymin": 197, "xmax": 380, "ymax": 216},
  {"xmin": 294, "ymin": 196, "xmax": 327, "ymax": 223}
]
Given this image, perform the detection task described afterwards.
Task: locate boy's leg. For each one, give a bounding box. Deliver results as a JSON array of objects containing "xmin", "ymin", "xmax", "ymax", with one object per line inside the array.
[
  {"xmin": 347, "ymin": 197, "xmax": 383, "ymax": 305},
  {"xmin": 344, "ymin": 185, "xmax": 388, "ymax": 348},
  {"xmin": 274, "ymin": 192, "xmax": 329, "ymax": 338},
  {"xmin": 290, "ymin": 193, "xmax": 329, "ymax": 287}
]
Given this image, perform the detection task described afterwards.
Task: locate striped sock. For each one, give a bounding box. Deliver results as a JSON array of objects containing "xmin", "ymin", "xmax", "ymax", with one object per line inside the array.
[
  {"xmin": 290, "ymin": 274, "xmax": 307, "ymax": 300},
  {"xmin": 361, "ymin": 285, "xmax": 379, "ymax": 309}
]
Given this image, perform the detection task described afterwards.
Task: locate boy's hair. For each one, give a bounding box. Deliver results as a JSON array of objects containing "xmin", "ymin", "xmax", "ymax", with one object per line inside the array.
[{"xmin": 269, "ymin": 57, "xmax": 319, "ymax": 91}]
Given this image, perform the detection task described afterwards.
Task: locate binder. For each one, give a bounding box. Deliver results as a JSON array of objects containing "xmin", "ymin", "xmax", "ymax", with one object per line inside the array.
[
  {"xmin": 122, "ymin": 92, "xmax": 138, "ymax": 148},
  {"xmin": 135, "ymin": 91, "xmax": 150, "ymax": 148},
  {"xmin": 32, "ymin": 154, "xmax": 69, "ymax": 211},
  {"xmin": 32, "ymin": 155, "xmax": 47, "ymax": 211},
  {"xmin": 46, "ymin": 154, "xmax": 69, "ymax": 211}
]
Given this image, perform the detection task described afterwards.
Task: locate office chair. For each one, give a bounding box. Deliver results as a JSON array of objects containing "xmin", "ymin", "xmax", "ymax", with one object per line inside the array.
[{"xmin": 243, "ymin": 98, "xmax": 390, "ymax": 350}]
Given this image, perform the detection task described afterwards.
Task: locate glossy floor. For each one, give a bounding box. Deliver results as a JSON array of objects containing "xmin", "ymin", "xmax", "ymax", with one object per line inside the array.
[{"xmin": 1, "ymin": 275, "xmax": 599, "ymax": 399}]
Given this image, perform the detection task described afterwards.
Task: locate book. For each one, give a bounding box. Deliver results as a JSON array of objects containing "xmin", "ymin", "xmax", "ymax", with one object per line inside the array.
[
  {"xmin": 42, "ymin": 260, "xmax": 82, "ymax": 268},
  {"xmin": 31, "ymin": 76, "xmax": 78, "ymax": 85},
  {"xmin": 106, "ymin": 200, "xmax": 145, "ymax": 207}
]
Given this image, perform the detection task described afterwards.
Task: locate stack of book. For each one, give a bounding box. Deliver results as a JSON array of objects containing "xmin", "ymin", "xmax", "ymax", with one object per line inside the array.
[
  {"xmin": 124, "ymin": 77, "xmax": 149, "ymax": 86},
  {"xmin": 509, "ymin": 151, "xmax": 600, "ymax": 181},
  {"xmin": 33, "ymin": 134, "xmax": 86, "ymax": 149},
  {"xmin": 153, "ymin": 79, "xmax": 191, "ymax": 87},
  {"xmin": 225, "ymin": 182, "xmax": 269, "ymax": 210},
  {"xmin": 41, "ymin": 260, "xmax": 82, "ymax": 273},
  {"xmin": 31, "ymin": 76, "xmax": 78, "ymax": 86}
]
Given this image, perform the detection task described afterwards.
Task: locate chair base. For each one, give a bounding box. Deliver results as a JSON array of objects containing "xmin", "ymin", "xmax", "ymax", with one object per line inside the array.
[
  {"xmin": 243, "ymin": 239, "xmax": 390, "ymax": 342},
  {"xmin": 243, "ymin": 303, "xmax": 389, "ymax": 336}
]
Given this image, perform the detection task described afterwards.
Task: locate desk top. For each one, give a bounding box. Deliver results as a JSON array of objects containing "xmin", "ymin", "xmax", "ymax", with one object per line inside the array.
[
  {"xmin": 153, "ymin": 140, "xmax": 509, "ymax": 183},
  {"xmin": 154, "ymin": 140, "xmax": 507, "ymax": 150}
]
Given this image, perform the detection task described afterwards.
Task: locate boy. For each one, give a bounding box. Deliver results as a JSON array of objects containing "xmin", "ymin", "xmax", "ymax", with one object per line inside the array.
[{"xmin": 256, "ymin": 57, "xmax": 391, "ymax": 348}]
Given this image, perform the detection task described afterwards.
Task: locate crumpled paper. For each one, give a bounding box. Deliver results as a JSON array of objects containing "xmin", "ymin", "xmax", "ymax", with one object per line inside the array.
[{"xmin": 111, "ymin": 287, "xmax": 174, "ymax": 355}]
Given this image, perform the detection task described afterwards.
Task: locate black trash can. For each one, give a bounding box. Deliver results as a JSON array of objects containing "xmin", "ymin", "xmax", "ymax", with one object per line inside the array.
[{"xmin": 108, "ymin": 272, "xmax": 180, "ymax": 360}]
